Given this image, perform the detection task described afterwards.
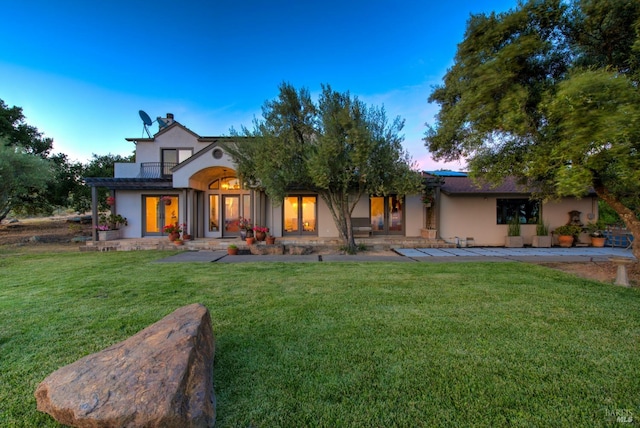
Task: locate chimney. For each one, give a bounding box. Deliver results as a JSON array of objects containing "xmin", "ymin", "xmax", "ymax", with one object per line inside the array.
[{"xmin": 158, "ymin": 113, "xmax": 175, "ymax": 130}]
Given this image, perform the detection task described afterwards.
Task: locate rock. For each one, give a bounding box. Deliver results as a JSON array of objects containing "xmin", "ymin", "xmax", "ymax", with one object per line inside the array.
[
  {"xmin": 288, "ymin": 245, "xmax": 313, "ymax": 255},
  {"xmin": 249, "ymin": 244, "xmax": 285, "ymax": 255},
  {"xmin": 35, "ymin": 303, "xmax": 216, "ymax": 427}
]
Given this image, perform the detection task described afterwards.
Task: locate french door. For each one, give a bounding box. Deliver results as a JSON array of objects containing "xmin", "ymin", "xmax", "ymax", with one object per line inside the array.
[
  {"xmin": 370, "ymin": 195, "xmax": 403, "ymax": 235},
  {"xmin": 222, "ymin": 195, "xmax": 241, "ymax": 236},
  {"xmin": 283, "ymin": 196, "xmax": 317, "ymax": 235},
  {"xmin": 143, "ymin": 195, "xmax": 179, "ymax": 236}
]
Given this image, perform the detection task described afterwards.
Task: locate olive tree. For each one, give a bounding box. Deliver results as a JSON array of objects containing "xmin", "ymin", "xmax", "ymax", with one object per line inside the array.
[{"xmin": 224, "ymin": 83, "xmax": 422, "ymax": 253}]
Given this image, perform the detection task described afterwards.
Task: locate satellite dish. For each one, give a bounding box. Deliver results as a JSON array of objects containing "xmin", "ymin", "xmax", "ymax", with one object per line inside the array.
[
  {"xmin": 139, "ymin": 110, "xmax": 153, "ymax": 137},
  {"xmin": 157, "ymin": 117, "xmax": 168, "ymax": 129},
  {"xmin": 139, "ymin": 110, "xmax": 153, "ymax": 126}
]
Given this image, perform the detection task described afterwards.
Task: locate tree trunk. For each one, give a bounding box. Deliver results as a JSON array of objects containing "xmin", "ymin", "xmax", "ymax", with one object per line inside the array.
[
  {"xmin": 595, "ymin": 185, "xmax": 640, "ymax": 262},
  {"xmin": 319, "ymin": 190, "xmax": 358, "ymax": 253}
]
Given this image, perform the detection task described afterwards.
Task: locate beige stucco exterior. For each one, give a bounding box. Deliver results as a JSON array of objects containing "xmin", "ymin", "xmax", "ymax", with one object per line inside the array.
[
  {"xmin": 439, "ymin": 193, "xmax": 598, "ymax": 247},
  {"xmin": 92, "ymin": 115, "xmax": 599, "ymax": 246}
]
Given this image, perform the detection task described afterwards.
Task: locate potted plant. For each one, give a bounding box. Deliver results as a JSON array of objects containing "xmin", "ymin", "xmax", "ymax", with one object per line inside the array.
[
  {"xmin": 266, "ymin": 231, "xmax": 276, "ymax": 245},
  {"xmin": 106, "ymin": 196, "xmax": 115, "ymax": 206},
  {"xmin": 532, "ymin": 220, "xmax": 551, "ymax": 248},
  {"xmin": 96, "ymin": 213, "xmax": 128, "ymax": 240},
  {"xmin": 505, "ymin": 216, "xmax": 523, "ymax": 248},
  {"xmin": 163, "ymin": 223, "xmax": 182, "ymax": 241},
  {"xmin": 253, "ymin": 226, "xmax": 269, "ymax": 241},
  {"xmin": 173, "ymin": 238, "xmax": 184, "ymax": 246},
  {"xmin": 238, "ymin": 217, "xmax": 253, "ymax": 239},
  {"xmin": 227, "ymin": 244, "xmax": 238, "ymax": 255},
  {"xmin": 586, "ymin": 222, "xmax": 606, "ymax": 247},
  {"xmin": 554, "ymin": 224, "xmax": 583, "ymax": 247},
  {"xmin": 246, "ymin": 236, "xmax": 256, "ymax": 245}
]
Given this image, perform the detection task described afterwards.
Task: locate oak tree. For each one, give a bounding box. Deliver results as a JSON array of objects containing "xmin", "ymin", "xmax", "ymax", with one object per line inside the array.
[{"xmin": 425, "ymin": 0, "xmax": 640, "ymax": 260}]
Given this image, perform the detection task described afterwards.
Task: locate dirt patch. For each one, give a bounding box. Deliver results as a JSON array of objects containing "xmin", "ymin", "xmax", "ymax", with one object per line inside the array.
[
  {"xmin": 537, "ymin": 261, "xmax": 640, "ymax": 287},
  {"xmin": 0, "ymin": 217, "xmax": 93, "ymax": 252}
]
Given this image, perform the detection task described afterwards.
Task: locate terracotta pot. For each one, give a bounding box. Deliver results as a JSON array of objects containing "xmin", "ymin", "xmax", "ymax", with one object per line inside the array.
[
  {"xmin": 182, "ymin": 234, "xmax": 191, "ymax": 241},
  {"xmin": 266, "ymin": 236, "xmax": 276, "ymax": 245},
  {"xmin": 227, "ymin": 247, "xmax": 238, "ymax": 255},
  {"xmin": 246, "ymin": 237, "xmax": 256, "ymax": 245},
  {"xmin": 168, "ymin": 232, "xmax": 180, "ymax": 241},
  {"xmin": 591, "ymin": 236, "xmax": 606, "ymax": 247},
  {"xmin": 255, "ymin": 231, "xmax": 266, "ymax": 241},
  {"xmin": 558, "ymin": 235, "xmax": 574, "ymax": 248},
  {"xmin": 174, "ymin": 240, "xmax": 184, "ymax": 246}
]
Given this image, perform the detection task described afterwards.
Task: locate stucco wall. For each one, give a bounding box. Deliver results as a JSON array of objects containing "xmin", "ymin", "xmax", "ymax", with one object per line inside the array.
[{"xmin": 439, "ymin": 194, "xmax": 598, "ymax": 246}]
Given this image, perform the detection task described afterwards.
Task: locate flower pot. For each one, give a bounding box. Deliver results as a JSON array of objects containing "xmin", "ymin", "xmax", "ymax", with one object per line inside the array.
[
  {"xmin": 227, "ymin": 247, "xmax": 238, "ymax": 255},
  {"xmin": 266, "ymin": 236, "xmax": 276, "ymax": 245},
  {"xmin": 255, "ymin": 231, "xmax": 266, "ymax": 241},
  {"xmin": 174, "ymin": 240, "xmax": 184, "ymax": 246},
  {"xmin": 557, "ymin": 235, "xmax": 574, "ymax": 248},
  {"xmin": 246, "ymin": 237, "xmax": 256, "ymax": 245},
  {"xmin": 505, "ymin": 236, "xmax": 523, "ymax": 248},
  {"xmin": 182, "ymin": 233, "xmax": 191, "ymax": 241},
  {"xmin": 420, "ymin": 229, "xmax": 437, "ymax": 239},
  {"xmin": 532, "ymin": 235, "xmax": 551, "ymax": 248},
  {"xmin": 591, "ymin": 236, "xmax": 606, "ymax": 247},
  {"xmin": 168, "ymin": 232, "xmax": 180, "ymax": 241},
  {"xmin": 98, "ymin": 230, "xmax": 121, "ymax": 241}
]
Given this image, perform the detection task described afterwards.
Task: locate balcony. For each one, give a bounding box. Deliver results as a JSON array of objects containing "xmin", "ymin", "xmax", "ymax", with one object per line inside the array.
[{"xmin": 138, "ymin": 162, "xmax": 178, "ymax": 178}]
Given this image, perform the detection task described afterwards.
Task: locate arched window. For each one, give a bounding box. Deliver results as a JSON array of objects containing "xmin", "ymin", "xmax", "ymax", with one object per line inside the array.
[{"xmin": 209, "ymin": 177, "xmax": 242, "ymax": 190}]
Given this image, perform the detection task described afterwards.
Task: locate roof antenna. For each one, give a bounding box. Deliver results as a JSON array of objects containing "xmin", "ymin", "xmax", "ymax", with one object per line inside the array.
[{"xmin": 138, "ymin": 110, "xmax": 171, "ymax": 137}]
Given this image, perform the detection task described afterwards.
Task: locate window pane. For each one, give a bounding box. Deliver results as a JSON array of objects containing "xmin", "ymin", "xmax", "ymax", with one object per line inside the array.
[
  {"xmin": 284, "ymin": 197, "xmax": 298, "ymax": 232},
  {"xmin": 178, "ymin": 149, "xmax": 192, "ymax": 162},
  {"xmin": 243, "ymin": 194, "xmax": 251, "ymax": 222},
  {"xmin": 389, "ymin": 195, "xmax": 403, "ymax": 231},
  {"xmin": 370, "ymin": 197, "xmax": 384, "ymax": 231},
  {"xmin": 209, "ymin": 195, "xmax": 219, "ymax": 231},
  {"xmin": 302, "ymin": 196, "xmax": 316, "ymax": 232},
  {"xmin": 496, "ymin": 199, "xmax": 540, "ymax": 224}
]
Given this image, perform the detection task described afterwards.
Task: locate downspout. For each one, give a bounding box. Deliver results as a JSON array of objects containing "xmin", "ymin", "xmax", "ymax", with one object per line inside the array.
[
  {"xmin": 435, "ymin": 186, "xmax": 441, "ymax": 239},
  {"xmin": 91, "ymin": 186, "xmax": 98, "ymax": 241}
]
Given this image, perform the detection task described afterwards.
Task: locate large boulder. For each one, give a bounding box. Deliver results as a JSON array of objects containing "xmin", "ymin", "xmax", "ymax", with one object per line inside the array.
[{"xmin": 35, "ymin": 303, "xmax": 215, "ymax": 427}]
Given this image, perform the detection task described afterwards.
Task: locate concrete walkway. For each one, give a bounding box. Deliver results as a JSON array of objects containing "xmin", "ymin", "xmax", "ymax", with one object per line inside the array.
[{"xmin": 154, "ymin": 247, "xmax": 635, "ymax": 263}]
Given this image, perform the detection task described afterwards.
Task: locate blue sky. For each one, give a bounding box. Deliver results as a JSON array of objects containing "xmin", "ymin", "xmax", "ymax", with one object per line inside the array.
[{"xmin": 1, "ymin": 0, "xmax": 516, "ymax": 170}]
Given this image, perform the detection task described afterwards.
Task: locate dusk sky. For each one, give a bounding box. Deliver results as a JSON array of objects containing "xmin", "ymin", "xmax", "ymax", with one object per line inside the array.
[{"xmin": 2, "ymin": 0, "xmax": 516, "ymax": 170}]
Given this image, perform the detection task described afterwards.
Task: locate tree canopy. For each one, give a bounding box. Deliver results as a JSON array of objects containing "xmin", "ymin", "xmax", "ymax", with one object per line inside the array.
[
  {"xmin": 224, "ymin": 83, "xmax": 422, "ymax": 252},
  {"xmin": 0, "ymin": 141, "xmax": 52, "ymax": 222},
  {"xmin": 425, "ymin": 0, "xmax": 640, "ymax": 259}
]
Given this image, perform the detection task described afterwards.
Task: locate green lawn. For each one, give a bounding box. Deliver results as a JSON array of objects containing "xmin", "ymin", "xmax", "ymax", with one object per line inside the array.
[{"xmin": 1, "ymin": 250, "xmax": 639, "ymax": 427}]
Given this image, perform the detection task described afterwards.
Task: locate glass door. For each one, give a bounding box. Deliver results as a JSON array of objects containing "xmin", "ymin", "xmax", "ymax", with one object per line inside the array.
[
  {"xmin": 144, "ymin": 195, "xmax": 179, "ymax": 236},
  {"xmin": 223, "ymin": 195, "xmax": 241, "ymax": 237},
  {"xmin": 370, "ymin": 195, "xmax": 403, "ymax": 235},
  {"xmin": 284, "ymin": 196, "xmax": 317, "ymax": 235}
]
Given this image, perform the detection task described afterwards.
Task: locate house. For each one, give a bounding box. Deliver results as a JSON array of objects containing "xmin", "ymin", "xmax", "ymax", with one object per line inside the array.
[
  {"xmin": 427, "ymin": 171, "xmax": 599, "ymax": 247},
  {"xmin": 85, "ymin": 113, "xmax": 598, "ymax": 247}
]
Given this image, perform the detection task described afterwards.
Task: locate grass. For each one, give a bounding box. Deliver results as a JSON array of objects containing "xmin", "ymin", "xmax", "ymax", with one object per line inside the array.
[{"xmin": 1, "ymin": 250, "xmax": 639, "ymax": 426}]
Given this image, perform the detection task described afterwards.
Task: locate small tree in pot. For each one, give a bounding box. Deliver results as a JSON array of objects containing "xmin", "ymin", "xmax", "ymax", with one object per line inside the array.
[{"xmin": 554, "ymin": 224, "xmax": 583, "ymax": 248}]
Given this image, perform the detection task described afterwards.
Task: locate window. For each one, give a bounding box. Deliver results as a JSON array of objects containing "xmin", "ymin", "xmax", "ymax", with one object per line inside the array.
[
  {"xmin": 209, "ymin": 177, "xmax": 242, "ymax": 190},
  {"xmin": 496, "ymin": 198, "xmax": 540, "ymax": 224},
  {"xmin": 161, "ymin": 149, "xmax": 193, "ymax": 175},
  {"xmin": 284, "ymin": 196, "xmax": 317, "ymax": 235}
]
